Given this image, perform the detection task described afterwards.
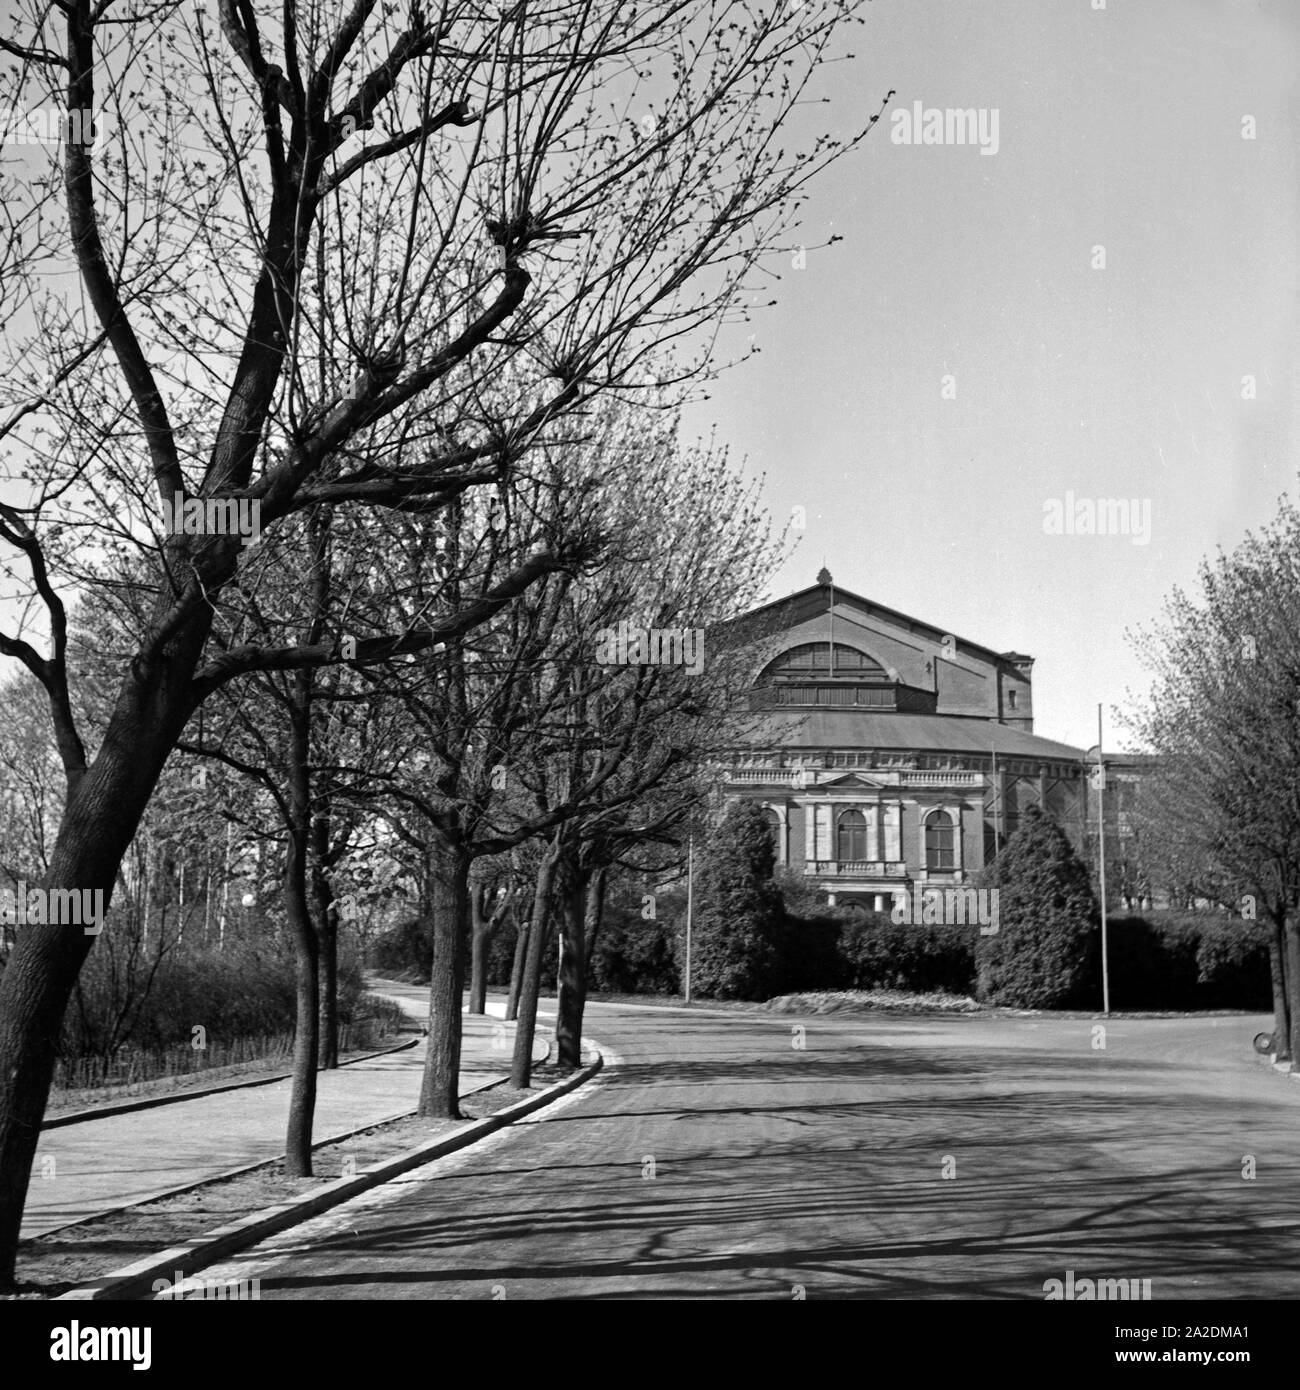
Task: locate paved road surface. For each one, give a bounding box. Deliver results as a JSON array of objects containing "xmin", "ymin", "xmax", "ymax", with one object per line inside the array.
[{"xmin": 193, "ymin": 1002, "xmax": 1300, "ymax": 1299}]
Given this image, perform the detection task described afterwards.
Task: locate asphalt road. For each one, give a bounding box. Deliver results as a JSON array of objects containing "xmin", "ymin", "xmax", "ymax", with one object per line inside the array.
[{"xmin": 195, "ymin": 1001, "xmax": 1300, "ymax": 1300}]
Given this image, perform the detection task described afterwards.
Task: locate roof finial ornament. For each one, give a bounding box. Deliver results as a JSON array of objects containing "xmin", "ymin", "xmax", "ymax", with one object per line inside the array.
[{"xmin": 816, "ymin": 564, "xmax": 832, "ymax": 587}]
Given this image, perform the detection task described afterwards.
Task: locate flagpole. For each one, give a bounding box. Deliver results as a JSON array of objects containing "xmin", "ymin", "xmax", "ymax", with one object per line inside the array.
[
  {"xmin": 991, "ymin": 746, "xmax": 1000, "ymax": 854},
  {"xmin": 828, "ymin": 574, "xmax": 835, "ymax": 678},
  {"xmin": 1097, "ymin": 703, "xmax": 1110, "ymax": 1016}
]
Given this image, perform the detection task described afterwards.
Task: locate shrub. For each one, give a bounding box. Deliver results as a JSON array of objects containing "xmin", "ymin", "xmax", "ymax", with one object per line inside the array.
[
  {"xmin": 774, "ymin": 908, "xmax": 849, "ymax": 994},
  {"xmin": 836, "ymin": 912, "xmax": 977, "ymax": 994},
  {"xmin": 1193, "ymin": 916, "xmax": 1271, "ymax": 1007},
  {"xmin": 367, "ymin": 915, "xmax": 432, "ymax": 981},
  {"xmin": 1104, "ymin": 915, "xmax": 1197, "ymax": 1009},
  {"xmin": 772, "ymin": 904, "xmax": 1269, "ymax": 1012},
  {"xmin": 485, "ymin": 916, "xmax": 519, "ymax": 986},
  {"xmin": 976, "ymin": 805, "xmax": 1099, "ymax": 1008},
  {"xmin": 345, "ymin": 992, "xmax": 410, "ymax": 1048},
  {"xmin": 355, "ymin": 902, "xmax": 563, "ymax": 997},
  {"xmin": 60, "ymin": 935, "xmax": 300, "ymax": 1063},
  {"xmin": 1101, "ymin": 912, "xmax": 1269, "ymax": 1010},
  {"xmin": 41, "ymin": 912, "xmax": 405, "ymax": 1087},
  {"xmin": 480, "ymin": 913, "xmax": 560, "ymax": 989},
  {"xmin": 336, "ymin": 944, "xmax": 374, "ymax": 1023},
  {"xmin": 589, "ymin": 906, "xmax": 681, "ymax": 995}
]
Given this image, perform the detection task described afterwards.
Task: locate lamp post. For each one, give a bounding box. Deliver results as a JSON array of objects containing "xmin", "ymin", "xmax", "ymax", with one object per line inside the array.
[
  {"xmin": 1087, "ymin": 705, "xmax": 1110, "ymax": 1016},
  {"xmin": 684, "ymin": 831, "xmax": 693, "ymax": 1005}
]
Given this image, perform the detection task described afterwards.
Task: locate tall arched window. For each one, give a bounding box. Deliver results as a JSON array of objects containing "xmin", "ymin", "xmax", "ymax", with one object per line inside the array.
[
  {"xmin": 761, "ymin": 808, "xmax": 782, "ymax": 862},
  {"xmin": 925, "ymin": 810, "xmax": 955, "ymax": 871},
  {"xmin": 837, "ymin": 809, "xmax": 868, "ymax": 862}
]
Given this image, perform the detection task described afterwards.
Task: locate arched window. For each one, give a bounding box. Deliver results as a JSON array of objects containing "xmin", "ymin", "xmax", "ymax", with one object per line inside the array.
[
  {"xmin": 925, "ymin": 810, "xmax": 955, "ymax": 871},
  {"xmin": 750, "ymin": 643, "xmax": 898, "ymax": 710},
  {"xmin": 759, "ymin": 643, "xmax": 887, "ymax": 681},
  {"xmin": 761, "ymin": 808, "xmax": 782, "ymax": 860},
  {"xmin": 837, "ymin": 809, "xmax": 868, "ymax": 862}
]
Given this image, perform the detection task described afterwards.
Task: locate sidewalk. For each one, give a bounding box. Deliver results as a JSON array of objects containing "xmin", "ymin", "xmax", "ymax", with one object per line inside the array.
[{"xmin": 24, "ymin": 988, "xmax": 539, "ymax": 1240}]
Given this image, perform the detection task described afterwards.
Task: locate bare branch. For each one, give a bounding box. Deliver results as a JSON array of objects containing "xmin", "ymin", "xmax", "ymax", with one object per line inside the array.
[{"xmin": 190, "ymin": 546, "xmax": 567, "ymax": 699}]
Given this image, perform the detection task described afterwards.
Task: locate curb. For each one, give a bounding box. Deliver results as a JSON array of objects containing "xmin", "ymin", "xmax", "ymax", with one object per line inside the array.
[
  {"xmin": 34, "ymin": 1039, "xmax": 549, "ymax": 1240},
  {"xmin": 31, "ymin": 1074, "xmax": 501, "ymax": 1242},
  {"xmin": 56, "ymin": 1047, "xmax": 600, "ymax": 1302},
  {"xmin": 43, "ymin": 1036, "xmax": 420, "ymax": 1130}
]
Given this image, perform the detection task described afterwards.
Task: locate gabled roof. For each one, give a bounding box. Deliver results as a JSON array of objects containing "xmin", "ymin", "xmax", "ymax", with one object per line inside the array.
[{"xmin": 725, "ymin": 580, "xmax": 1030, "ymax": 669}]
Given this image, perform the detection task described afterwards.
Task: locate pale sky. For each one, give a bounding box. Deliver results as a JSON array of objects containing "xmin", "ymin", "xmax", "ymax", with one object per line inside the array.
[
  {"xmin": 684, "ymin": 0, "xmax": 1300, "ymax": 751},
  {"xmin": 3, "ymin": 1, "xmax": 1295, "ymax": 757}
]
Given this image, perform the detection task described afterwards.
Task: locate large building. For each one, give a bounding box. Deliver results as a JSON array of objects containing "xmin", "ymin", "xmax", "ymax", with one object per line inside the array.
[{"xmin": 720, "ymin": 572, "xmax": 1106, "ymax": 908}]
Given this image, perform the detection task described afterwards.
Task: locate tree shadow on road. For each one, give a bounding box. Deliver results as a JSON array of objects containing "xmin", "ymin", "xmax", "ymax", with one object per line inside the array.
[{"xmin": 234, "ymin": 1032, "xmax": 1300, "ymax": 1299}]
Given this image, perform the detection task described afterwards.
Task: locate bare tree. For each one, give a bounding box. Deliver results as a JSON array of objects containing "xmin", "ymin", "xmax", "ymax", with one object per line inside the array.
[
  {"xmin": 507, "ymin": 436, "xmax": 783, "ymax": 1082},
  {"xmin": 0, "ymin": 0, "xmax": 879, "ymax": 1282}
]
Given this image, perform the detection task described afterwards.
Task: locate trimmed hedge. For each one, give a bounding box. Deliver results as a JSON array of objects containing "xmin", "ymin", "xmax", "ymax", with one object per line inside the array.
[
  {"xmin": 365, "ymin": 895, "xmax": 1272, "ymax": 1011},
  {"xmin": 774, "ymin": 908, "xmax": 848, "ymax": 993},
  {"xmin": 835, "ymin": 912, "xmax": 978, "ymax": 995},
  {"xmin": 1101, "ymin": 913, "xmax": 1270, "ymax": 1011},
  {"xmin": 771, "ymin": 908, "xmax": 1268, "ymax": 1011}
]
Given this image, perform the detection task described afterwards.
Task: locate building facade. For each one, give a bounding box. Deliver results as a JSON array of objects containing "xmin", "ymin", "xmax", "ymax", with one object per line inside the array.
[{"xmin": 721, "ymin": 573, "xmax": 1098, "ymax": 908}]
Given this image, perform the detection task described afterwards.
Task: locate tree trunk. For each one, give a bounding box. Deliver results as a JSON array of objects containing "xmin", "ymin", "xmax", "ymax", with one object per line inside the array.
[
  {"xmin": 510, "ymin": 837, "xmax": 562, "ymax": 1088},
  {"xmin": 284, "ymin": 682, "xmax": 320, "ymax": 1177},
  {"xmin": 0, "ymin": 682, "xmax": 200, "ymax": 1286},
  {"xmin": 1286, "ymin": 917, "xmax": 1300, "ymax": 1074},
  {"xmin": 316, "ymin": 889, "xmax": 338, "ymax": 1069},
  {"xmin": 505, "ymin": 916, "xmax": 529, "ymax": 1022},
  {"xmin": 470, "ymin": 890, "xmax": 512, "ymax": 1015},
  {"xmin": 417, "ymin": 839, "xmax": 472, "ymax": 1119},
  {"xmin": 283, "ymin": 837, "xmax": 320, "ymax": 1176},
  {"xmin": 1269, "ymin": 910, "xmax": 1291, "ymax": 1062},
  {"xmin": 0, "ymin": 911, "xmax": 97, "ymax": 1288},
  {"xmin": 555, "ymin": 867, "xmax": 593, "ymax": 1069},
  {"xmin": 311, "ymin": 823, "xmax": 339, "ymax": 1069},
  {"xmin": 468, "ymin": 881, "xmax": 489, "ymax": 1016},
  {"xmin": 584, "ymin": 865, "xmax": 607, "ymax": 971}
]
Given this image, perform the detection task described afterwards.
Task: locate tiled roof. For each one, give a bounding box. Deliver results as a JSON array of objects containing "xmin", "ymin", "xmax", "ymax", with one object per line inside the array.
[{"xmin": 741, "ymin": 711, "xmax": 1087, "ymax": 762}]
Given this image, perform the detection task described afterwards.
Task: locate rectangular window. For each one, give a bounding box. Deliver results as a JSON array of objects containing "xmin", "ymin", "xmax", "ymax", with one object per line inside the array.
[{"xmin": 925, "ymin": 814, "xmax": 956, "ymax": 871}]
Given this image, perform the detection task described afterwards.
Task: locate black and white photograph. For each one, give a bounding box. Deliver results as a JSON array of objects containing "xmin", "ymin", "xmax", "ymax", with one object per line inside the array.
[{"xmin": 0, "ymin": 0, "xmax": 1295, "ymax": 1360}]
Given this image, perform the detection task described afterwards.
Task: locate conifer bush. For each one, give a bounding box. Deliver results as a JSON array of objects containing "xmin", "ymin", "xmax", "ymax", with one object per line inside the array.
[
  {"xmin": 692, "ymin": 801, "xmax": 785, "ymax": 999},
  {"xmin": 976, "ymin": 805, "xmax": 1099, "ymax": 1008}
]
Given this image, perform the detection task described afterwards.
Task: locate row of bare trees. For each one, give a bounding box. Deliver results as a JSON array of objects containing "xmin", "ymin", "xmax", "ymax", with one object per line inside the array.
[{"xmin": 0, "ymin": 0, "xmax": 880, "ymax": 1281}]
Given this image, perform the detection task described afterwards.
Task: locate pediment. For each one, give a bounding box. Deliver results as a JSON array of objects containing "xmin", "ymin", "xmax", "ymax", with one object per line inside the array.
[{"xmin": 821, "ymin": 772, "xmax": 891, "ymax": 790}]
